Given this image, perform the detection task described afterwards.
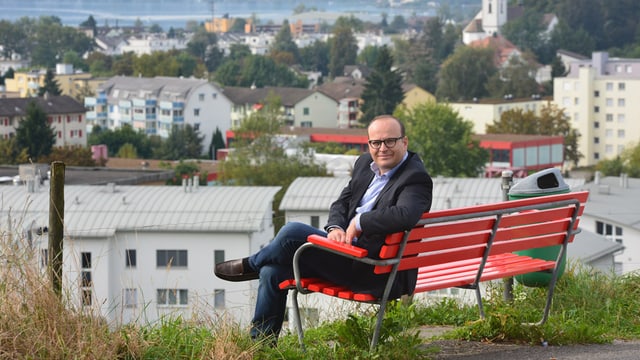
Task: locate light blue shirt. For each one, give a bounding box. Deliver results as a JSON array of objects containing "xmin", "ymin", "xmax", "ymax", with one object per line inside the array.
[{"xmin": 353, "ymin": 152, "xmax": 409, "ymax": 234}]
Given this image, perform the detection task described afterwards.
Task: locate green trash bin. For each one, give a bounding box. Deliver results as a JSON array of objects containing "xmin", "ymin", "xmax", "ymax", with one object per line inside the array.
[{"xmin": 508, "ymin": 168, "xmax": 570, "ymax": 287}]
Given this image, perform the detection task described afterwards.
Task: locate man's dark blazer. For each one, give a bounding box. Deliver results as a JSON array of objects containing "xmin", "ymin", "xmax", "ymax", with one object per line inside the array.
[{"xmin": 325, "ymin": 151, "xmax": 433, "ymax": 298}]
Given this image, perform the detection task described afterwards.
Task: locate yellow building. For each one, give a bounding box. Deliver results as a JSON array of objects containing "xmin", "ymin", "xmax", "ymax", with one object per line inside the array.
[
  {"xmin": 204, "ymin": 17, "xmax": 236, "ymax": 33},
  {"xmin": 4, "ymin": 64, "xmax": 96, "ymax": 99},
  {"xmin": 400, "ymin": 84, "xmax": 436, "ymax": 111}
]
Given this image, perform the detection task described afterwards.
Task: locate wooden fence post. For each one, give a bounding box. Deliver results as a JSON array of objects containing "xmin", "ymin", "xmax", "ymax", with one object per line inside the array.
[{"xmin": 48, "ymin": 161, "xmax": 65, "ymax": 297}]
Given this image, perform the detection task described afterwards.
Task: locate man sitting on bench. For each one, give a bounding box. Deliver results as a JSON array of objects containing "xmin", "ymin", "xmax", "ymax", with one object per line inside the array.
[{"xmin": 214, "ymin": 115, "xmax": 433, "ymax": 343}]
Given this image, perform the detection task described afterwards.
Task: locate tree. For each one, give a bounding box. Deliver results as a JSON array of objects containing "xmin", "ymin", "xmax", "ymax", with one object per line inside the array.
[
  {"xmin": 214, "ymin": 54, "xmax": 308, "ymax": 88},
  {"xmin": 158, "ymin": 124, "xmax": 205, "ymax": 160},
  {"xmin": 299, "ymin": 39, "xmax": 330, "ymax": 75},
  {"xmin": 15, "ymin": 101, "xmax": 56, "ymax": 161},
  {"xmin": 0, "ymin": 138, "xmax": 29, "ymax": 164},
  {"xmin": 38, "ymin": 69, "xmax": 62, "ymax": 96},
  {"xmin": 219, "ymin": 96, "xmax": 328, "ymax": 229},
  {"xmin": 79, "ymin": 15, "xmax": 97, "ymax": 36},
  {"xmin": 40, "ymin": 145, "xmax": 96, "ymax": 166},
  {"xmin": 209, "ymin": 127, "xmax": 226, "ymax": 160},
  {"xmin": 486, "ymin": 104, "xmax": 582, "ymax": 166},
  {"xmin": 397, "ymin": 102, "xmax": 488, "ymax": 177},
  {"xmin": 485, "ymin": 55, "xmax": 541, "ymax": 99},
  {"xmin": 436, "ymin": 46, "xmax": 497, "ymax": 101},
  {"xmin": 270, "ymin": 20, "xmax": 299, "ymax": 65},
  {"xmin": 359, "ymin": 46, "xmax": 404, "ymax": 125},
  {"xmin": 328, "ymin": 24, "xmax": 358, "ymax": 78},
  {"xmin": 88, "ymin": 124, "xmax": 153, "ymax": 158}
]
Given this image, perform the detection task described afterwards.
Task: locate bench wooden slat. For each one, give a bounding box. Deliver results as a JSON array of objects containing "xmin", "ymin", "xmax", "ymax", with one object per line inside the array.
[{"xmin": 307, "ymin": 234, "xmax": 368, "ymax": 257}]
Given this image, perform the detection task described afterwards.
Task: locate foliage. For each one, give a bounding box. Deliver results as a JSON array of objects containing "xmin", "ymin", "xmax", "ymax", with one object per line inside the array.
[
  {"xmin": 486, "ymin": 104, "xmax": 582, "ymax": 166},
  {"xmin": 88, "ymin": 124, "xmax": 154, "ymax": 158},
  {"xmin": 162, "ymin": 160, "xmax": 208, "ymax": 186},
  {"xmin": 39, "ymin": 146, "xmax": 97, "ymax": 166},
  {"xmin": 157, "ymin": 124, "xmax": 205, "ymax": 160},
  {"xmin": 209, "ymin": 127, "xmax": 226, "ymax": 160},
  {"xmin": 219, "ymin": 96, "xmax": 327, "ymax": 229},
  {"xmin": 328, "ymin": 23, "xmax": 358, "ymax": 78},
  {"xmin": 436, "ymin": 46, "xmax": 497, "ymax": 101},
  {"xmin": 485, "ymin": 55, "xmax": 542, "ymax": 99},
  {"xmin": 359, "ymin": 45, "xmax": 405, "ymax": 125},
  {"xmin": 186, "ymin": 29, "xmax": 224, "ymax": 73},
  {"xmin": 299, "ymin": 39, "xmax": 330, "ymax": 75},
  {"xmin": 0, "ymin": 138, "xmax": 29, "ymax": 164},
  {"xmin": 307, "ymin": 141, "xmax": 348, "ymax": 155},
  {"xmin": 596, "ymin": 142, "xmax": 640, "ymax": 178},
  {"xmin": 215, "ymin": 54, "xmax": 308, "ymax": 88},
  {"xmin": 37, "ymin": 69, "xmax": 62, "ymax": 97},
  {"xmin": 15, "ymin": 101, "xmax": 56, "ymax": 161},
  {"xmin": 269, "ymin": 20, "xmax": 299, "ymax": 65},
  {"xmin": 116, "ymin": 143, "xmax": 138, "ymax": 159},
  {"xmin": 397, "ymin": 102, "xmax": 488, "ymax": 177}
]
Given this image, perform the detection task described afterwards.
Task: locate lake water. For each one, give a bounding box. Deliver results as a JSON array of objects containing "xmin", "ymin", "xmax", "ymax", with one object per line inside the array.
[{"xmin": 0, "ymin": 0, "xmax": 435, "ymax": 29}]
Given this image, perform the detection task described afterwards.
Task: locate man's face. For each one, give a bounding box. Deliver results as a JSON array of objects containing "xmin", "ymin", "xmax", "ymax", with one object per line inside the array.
[{"xmin": 367, "ymin": 117, "xmax": 408, "ymax": 174}]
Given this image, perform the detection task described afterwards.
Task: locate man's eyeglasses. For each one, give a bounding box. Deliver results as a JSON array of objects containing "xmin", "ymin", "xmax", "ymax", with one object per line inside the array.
[{"xmin": 368, "ymin": 136, "xmax": 405, "ymax": 149}]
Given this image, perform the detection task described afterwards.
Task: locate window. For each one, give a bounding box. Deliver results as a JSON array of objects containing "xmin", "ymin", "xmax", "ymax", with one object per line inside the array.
[
  {"xmin": 214, "ymin": 250, "xmax": 225, "ymax": 265},
  {"xmin": 311, "ymin": 216, "xmax": 319, "ymax": 228},
  {"xmin": 617, "ymin": 114, "xmax": 625, "ymax": 123},
  {"xmin": 303, "ymin": 107, "xmax": 309, "ymax": 115},
  {"xmin": 212, "ymin": 93, "xmax": 217, "ymax": 99},
  {"xmin": 606, "ymin": 98, "xmax": 613, "ymax": 106},
  {"xmin": 618, "ymin": 129, "xmax": 625, "ymax": 138},
  {"xmin": 606, "ymin": 82, "xmax": 613, "ymax": 91},
  {"xmin": 594, "ymin": 121, "xmax": 599, "ymax": 128},
  {"xmin": 594, "ymin": 137, "xmax": 599, "ymax": 144},
  {"xmin": 605, "ymin": 129, "xmax": 613, "ymax": 138},
  {"xmin": 214, "ymin": 289, "xmax": 225, "ymax": 309},
  {"xmin": 81, "ymin": 251, "xmax": 92, "ymax": 306},
  {"xmin": 125, "ymin": 249, "xmax": 136, "ymax": 268},
  {"xmin": 124, "ymin": 288, "xmax": 137, "ymax": 308},
  {"xmin": 606, "ymin": 114, "xmax": 613, "ymax": 122},
  {"xmin": 626, "ymin": 66, "xmax": 632, "ymax": 73},
  {"xmin": 594, "ymin": 106, "xmax": 599, "ymax": 113},
  {"xmin": 157, "ymin": 289, "xmax": 188, "ymax": 306},
  {"xmin": 199, "ymin": 94, "xmax": 204, "ymax": 101},
  {"xmin": 605, "ymin": 144, "xmax": 613, "ymax": 154},
  {"xmin": 562, "ymin": 97, "xmax": 570, "ymax": 106},
  {"xmin": 194, "ymin": 108, "xmax": 200, "ymax": 116},
  {"xmin": 618, "ymin": 98, "xmax": 625, "ymax": 107},
  {"xmin": 157, "ymin": 250, "xmax": 188, "ymax": 267},
  {"xmin": 618, "ymin": 82, "xmax": 626, "ymax": 90},
  {"xmin": 596, "ymin": 221, "xmax": 624, "ymax": 245},
  {"xmin": 594, "ymin": 90, "xmax": 599, "ymax": 97},
  {"xmin": 574, "ymin": 97, "xmax": 579, "ymax": 105}
]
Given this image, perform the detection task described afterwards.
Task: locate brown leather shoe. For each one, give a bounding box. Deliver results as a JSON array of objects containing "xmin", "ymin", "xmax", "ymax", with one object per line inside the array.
[{"xmin": 214, "ymin": 258, "xmax": 259, "ymax": 282}]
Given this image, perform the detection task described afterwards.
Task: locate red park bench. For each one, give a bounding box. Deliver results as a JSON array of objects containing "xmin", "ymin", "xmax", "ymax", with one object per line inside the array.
[{"xmin": 279, "ymin": 190, "xmax": 590, "ymax": 350}]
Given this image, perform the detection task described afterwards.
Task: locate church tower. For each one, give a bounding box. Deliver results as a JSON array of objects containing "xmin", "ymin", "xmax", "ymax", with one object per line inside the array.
[{"xmin": 482, "ymin": 0, "xmax": 508, "ymax": 36}]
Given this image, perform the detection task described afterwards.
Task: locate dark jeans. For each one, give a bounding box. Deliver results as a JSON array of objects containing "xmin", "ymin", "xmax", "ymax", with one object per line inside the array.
[{"xmin": 247, "ymin": 222, "xmax": 355, "ymax": 340}]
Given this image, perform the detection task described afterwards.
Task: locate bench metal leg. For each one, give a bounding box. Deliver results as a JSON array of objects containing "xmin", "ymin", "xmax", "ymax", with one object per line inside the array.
[
  {"xmin": 371, "ymin": 302, "xmax": 387, "ymax": 350},
  {"xmin": 290, "ymin": 289, "xmax": 306, "ymax": 351},
  {"xmin": 474, "ymin": 287, "xmax": 486, "ymax": 319}
]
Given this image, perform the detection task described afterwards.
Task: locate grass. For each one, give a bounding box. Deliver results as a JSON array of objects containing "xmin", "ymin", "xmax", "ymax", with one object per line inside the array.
[{"xmin": 2, "ymin": 229, "xmax": 640, "ymax": 359}]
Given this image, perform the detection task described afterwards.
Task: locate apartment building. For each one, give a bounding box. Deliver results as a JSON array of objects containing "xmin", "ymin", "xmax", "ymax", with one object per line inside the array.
[
  {"xmin": 553, "ymin": 51, "xmax": 640, "ymax": 168},
  {"xmin": 4, "ymin": 64, "xmax": 98, "ymax": 99},
  {"xmin": 85, "ymin": 76, "xmax": 232, "ymax": 154},
  {"xmin": 449, "ymin": 96, "xmax": 552, "ymax": 135},
  {"xmin": 0, "ymin": 95, "xmax": 87, "ymax": 147},
  {"xmin": 1, "ymin": 183, "xmax": 280, "ymax": 326}
]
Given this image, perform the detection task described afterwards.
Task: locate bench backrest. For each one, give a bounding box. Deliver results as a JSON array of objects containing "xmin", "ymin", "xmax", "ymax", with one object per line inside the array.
[{"xmin": 374, "ymin": 191, "xmax": 589, "ymax": 274}]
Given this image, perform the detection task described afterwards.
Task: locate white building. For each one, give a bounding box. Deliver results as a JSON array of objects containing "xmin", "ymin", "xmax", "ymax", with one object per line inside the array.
[
  {"xmin": 1, "ymin": 183, "xmax": 280, "ymax": 326},
  {"xmin": 85, "ymin": 76, "xmax": 232, "ymax": 156},
  {"xmin": 575, "ymin": 173, "xmax": 640, "ymax": 274},
  {"xmin": 119, "ymin": 34, "xmax": 191, "ymax": 56},
  {"xmin": 553, "ymin": 51, "xmax": 640, "ymax": 168}
]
